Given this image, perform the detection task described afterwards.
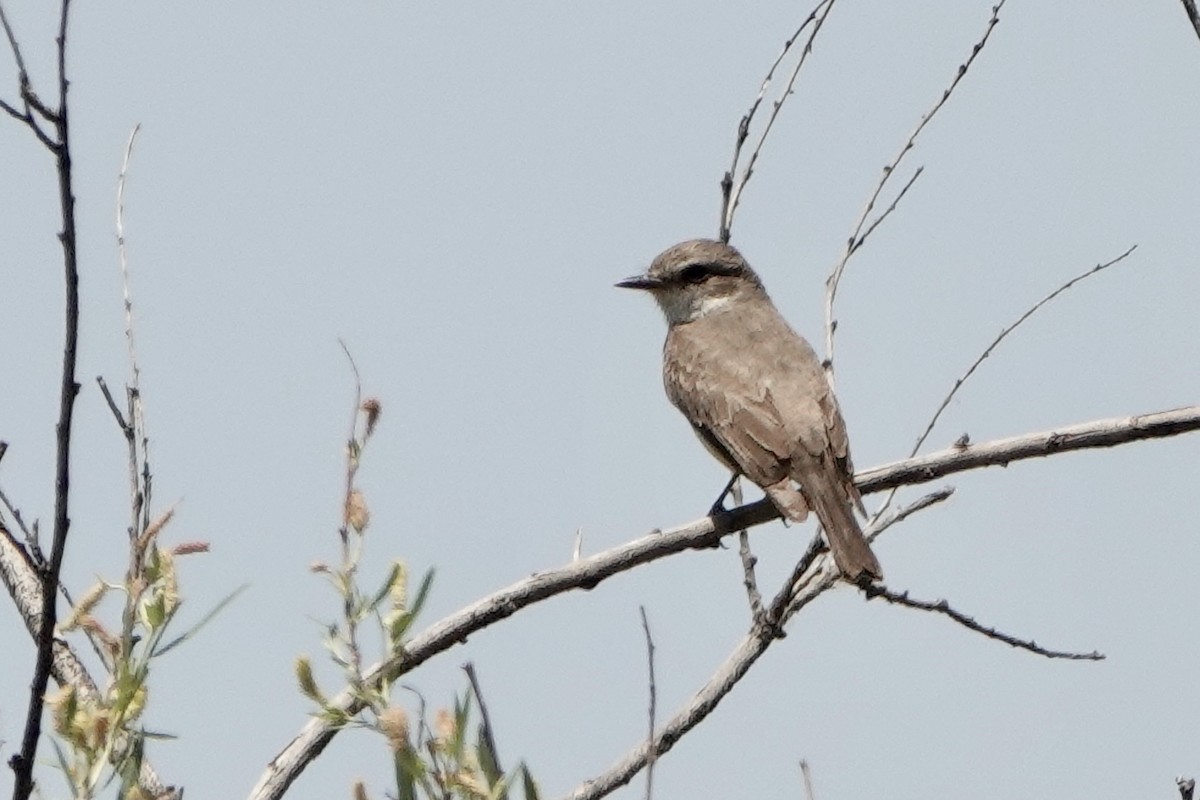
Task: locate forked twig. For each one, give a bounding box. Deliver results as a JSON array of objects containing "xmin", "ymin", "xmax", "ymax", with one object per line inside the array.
[
  {"xmin": 719, "ymin": 0, "xmax": 837, "ymax": 241},
  {"xmin": 911, "ymin": 245, "xmax": 1136, "ymax": 459},
  {"xmin": 866, "ymin": 586, "xmax": 1104, "ymax": 661},
  {"xmin": 560, "ymin": 489, "xmax": 953, "ymax": 800},
  {"xmin": 872, "ymin": 244, "xmax": 1136, "ymax": 521},
  {"xmin": 825, "ymin": 0, "xmax": 1007, "ymax": 383}
]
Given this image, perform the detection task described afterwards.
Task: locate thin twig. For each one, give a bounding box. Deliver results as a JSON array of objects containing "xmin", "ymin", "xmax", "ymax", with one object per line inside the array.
[
  {"xmin": 0, "ymin": 3, "xmax": 57, "ymax": 150},
  {"xmin": 0, "ymin": 485, "xmax": 32, "ymax": 541},
  {"xmin": 731, "ymin": 479, "xmax": 762, "ymax": 617},
  {"xmin": 870, "ymin": 244, "xmax": 1138, "ymax": 522},
  {"xmin": 737, "ymin": 532, "xmax": 763, "ymax": 618},
  {"xmin": 115, "ymin": 123, "xmax": 149, "ymax": 539},
  {"xmin": 246, "ymin": 405, "xmax": 1200, "ymax": 800},
  {"xmin": 799, "ymin": 760, "xmax": 816, "ymax": 800},
  {"xmin": 1180, "ymin": 0, "xmax": 1200, "ymax": 43},
  {"xmin": 865, "ymin": 586, "xmax": 1104, "ymax": 661},
  {"xmin": 912, "ymin": 245, "xmax": 1136, "ymax": 460},
  {"xmin": 96, "ymin": 376, "xmax": 131, "ymax": 433},
  {"xmin": 824, "ymin": 0, "xmax": 1006, "ymax": 385},
  {"xmin": 719, "ymin": 0, "xmax": 837, "ymax": 241},
  {"xmin": 639, "ymin": 606, "xmax": 657, "ymax": 800}
]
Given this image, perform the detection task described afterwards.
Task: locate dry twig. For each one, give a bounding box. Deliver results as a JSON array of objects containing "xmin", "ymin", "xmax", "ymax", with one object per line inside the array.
[
  {"xmin": 865, "ymin": 586, "xmax": 1103, "ymax": 661},
  {"xmin": 824, "ymin": 0, "xmax": 1007, "ymax": 384},
  {"xmin": 719, "ymin": 0, "xmax": 837, "ymax": 241},
  {"xmin": 1180, "ymin": 0, "xmax": 1200, "ymax": 43},
  {"xmin": 639, "ymin": 606, "xmax": 657, "ymax": 800}
]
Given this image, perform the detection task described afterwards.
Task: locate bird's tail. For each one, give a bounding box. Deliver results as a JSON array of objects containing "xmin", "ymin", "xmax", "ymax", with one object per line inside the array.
[{"xmin": 792, "ymin": 463, "xmax": 882, "ymax": 583}]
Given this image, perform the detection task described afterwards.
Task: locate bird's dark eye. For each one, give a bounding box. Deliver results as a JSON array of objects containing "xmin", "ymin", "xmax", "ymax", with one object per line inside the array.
[{"xmin": 678, "ymin": 264, "xmax": 713, "ymax": 283}]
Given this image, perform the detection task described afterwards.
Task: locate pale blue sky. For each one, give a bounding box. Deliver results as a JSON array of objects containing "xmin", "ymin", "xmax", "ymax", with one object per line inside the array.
[{"xmin": 2, "ymin": 2, "xmax": 1199, "ymax": 798}]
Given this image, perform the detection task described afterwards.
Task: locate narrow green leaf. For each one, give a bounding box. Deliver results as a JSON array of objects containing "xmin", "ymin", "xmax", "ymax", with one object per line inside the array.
[{"xmin": 153, "ymin": 583, "xmax": 249, "ymax": 657}]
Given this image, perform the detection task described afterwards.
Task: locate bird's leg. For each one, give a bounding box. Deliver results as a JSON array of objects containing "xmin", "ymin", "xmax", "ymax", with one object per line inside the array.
[{"xmin": 709, "ymin": 472, "xmax": 741, "ymax": 517}]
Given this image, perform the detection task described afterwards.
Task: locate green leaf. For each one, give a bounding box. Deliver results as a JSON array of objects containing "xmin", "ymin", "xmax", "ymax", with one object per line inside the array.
[
  {"xmin": 368, "ymin": 561, "xmax": 403, "ymax": 615},
  {"xmin": 518, "ymin": 763, "xmax": 540, "ymax": 800},
  {"xmin": 153, "ymin": 583, "xmax": 248, "ymax": 657},
  {"xmin": 409, "ymin": 568, "xmax": 435, "ymax": 620}
]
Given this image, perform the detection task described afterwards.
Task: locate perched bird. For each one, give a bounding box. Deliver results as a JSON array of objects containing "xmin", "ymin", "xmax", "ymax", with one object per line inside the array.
[{"xmin": 617, "ymin": 239, "xmax": 882, "ymax": 583}]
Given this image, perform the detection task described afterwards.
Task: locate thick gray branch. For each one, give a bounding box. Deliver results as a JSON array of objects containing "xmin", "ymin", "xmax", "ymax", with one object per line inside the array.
[{"xmin": 246, "ymin": 404, "xmax": 1200, "ymax": 800}]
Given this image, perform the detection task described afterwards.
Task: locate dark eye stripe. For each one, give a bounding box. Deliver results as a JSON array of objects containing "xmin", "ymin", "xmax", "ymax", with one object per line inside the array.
[{"xmin": 678, "ymin": 262, "xmax": 740, "ymax": 284}]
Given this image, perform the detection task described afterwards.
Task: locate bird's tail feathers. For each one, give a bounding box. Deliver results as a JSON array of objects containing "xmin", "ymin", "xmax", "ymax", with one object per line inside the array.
[{"xmin": 793, "ymin": 465, "xmax": 882, "ymax": 583}]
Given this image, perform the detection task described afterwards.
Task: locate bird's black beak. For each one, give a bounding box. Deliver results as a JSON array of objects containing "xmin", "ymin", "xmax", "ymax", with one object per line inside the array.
[{"xmin": 615, "ymin": 274, "xmax": 661, "ymax": 291}]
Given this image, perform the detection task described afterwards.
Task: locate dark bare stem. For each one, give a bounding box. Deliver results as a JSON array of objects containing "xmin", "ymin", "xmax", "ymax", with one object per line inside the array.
[
  {"xmin": 865, "ymin": 586, "xmax": 1104, "ymax": 661},
  {"xmin": 0, "ymin": 486, "xmax": 31, "ymax": 541},
  {"xmin": 1180, "ymin": 0, "xmax": 1200, "ymax": 43},
  {"xmin": 0, "ymin": 2, "xmax": 57, "ymax": 150},
  {"xmin": 11, "ymin": 2, "xmax": 75, "ymax": 797},
  {"xmin": 639, "ymin": 606, "xmax": 657, "ymax": 800},
  {"xmin": 800, "ymin": 760, "xmax": 816, "ymax": 800},
  {"xmin": 824, "ymin": 0, "xmax": 1006, "ymax": 384},
  {"xmin": 96, "ymin": 376, "xmax": 132, "ymax": 433}
]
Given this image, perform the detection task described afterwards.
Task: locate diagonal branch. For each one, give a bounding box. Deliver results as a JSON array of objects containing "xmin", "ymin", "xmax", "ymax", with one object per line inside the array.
[
  {"xmin": 824, "ymin": 0, "xmax": 1006, "ymax": 384},
  {"xmin": 0, "ymin": 524, "xmax": 176, "ymax": 798},
  {"xmin": 718, "ymin": 0, "xmax": 838, "ymax": 242},
  {"xmin": 560, "ymin": 489, "xmax": 952, "ymax": 800},
  {"xmin": 1180, "ymin": 0, "xmax": 1200, "ymax": 43},
  {"xmin": 865, "ymin": 586, "xmax": 1104, "ymax": 661},
  {"xmin": 247, "ymin": 403, "xmax": 1200, "ymax": 800}
]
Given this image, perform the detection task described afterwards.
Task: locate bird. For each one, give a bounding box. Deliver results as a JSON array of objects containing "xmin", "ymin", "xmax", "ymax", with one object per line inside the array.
[{"xmin": 616, "ymin": 238, "xmax": 882, "ymax": 583}]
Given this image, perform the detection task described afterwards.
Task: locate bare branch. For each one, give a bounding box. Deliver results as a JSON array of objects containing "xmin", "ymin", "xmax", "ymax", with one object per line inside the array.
[
  {"xmin": 737, "ymin": 531, "xmax": 763, "ymax": 619},
  {"xmin": 247, "ymin": 405, "xmax": 1200, "ymax": 800},
  {"xmin": 911, "ymin": 245, "xmax": 1136, "ymax": 460},
  {"xmin": 13, "ymin": 0, "xmax": 81, "ymax": 794},
  {"xmin": 857, "ymin": 405, "xmax": 1200, "ymax": 494},
  {"xmin": 719, "ymin": 0, "xmax": 837, "ymax": 241},
  {"xmin": 639, "ymin": 606, "xmax": 657, "ymax": 800},
  {"xmin": 0, "ymin": 485, "xmax": 32, "ymax": 542},
  {"xmin": 825, "ymin": 0, "xmax": 1006, "ymax": 383},
  {"xmin": 800, "ymin": 760, "xmax": 816, "ymax": 800},
  {"xmin": 1180, "ymin": 0, "xmax": 1200, "ymax": 44},
  {"xmin": 868, "ymin": 243, "xmax": 1138, "ymax": 523},
  {"xmin": 560, "ymin": 490, "xmax": 952, "ymax": 800},
  {"xmin": 865, "ymin": 586, "xmax": 1104, "ymax": 661}
]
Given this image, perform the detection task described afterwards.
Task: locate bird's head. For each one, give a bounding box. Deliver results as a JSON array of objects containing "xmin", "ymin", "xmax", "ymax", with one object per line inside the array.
[{"xmin": 616, "ymin": 239, "xmax": 766, "ymax": 325}]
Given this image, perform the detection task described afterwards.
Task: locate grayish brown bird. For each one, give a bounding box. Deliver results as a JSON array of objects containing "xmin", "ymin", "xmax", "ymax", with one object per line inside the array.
[{"xmin": 617, "ymin": 239, "xmax": 882, "ymax": 583}]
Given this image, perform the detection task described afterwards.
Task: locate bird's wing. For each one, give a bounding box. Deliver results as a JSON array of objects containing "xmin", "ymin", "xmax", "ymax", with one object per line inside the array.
[
  {"xmin": 739, "ymin": 316, "xmax": 865, "ymax": 515},
  {"xmin": 817, "ymin": 386, "xmax": 867, "ymax": 516},
  {"xmin": 663, "ymin": 339, "xmax": 792, "ymax": 487}
]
